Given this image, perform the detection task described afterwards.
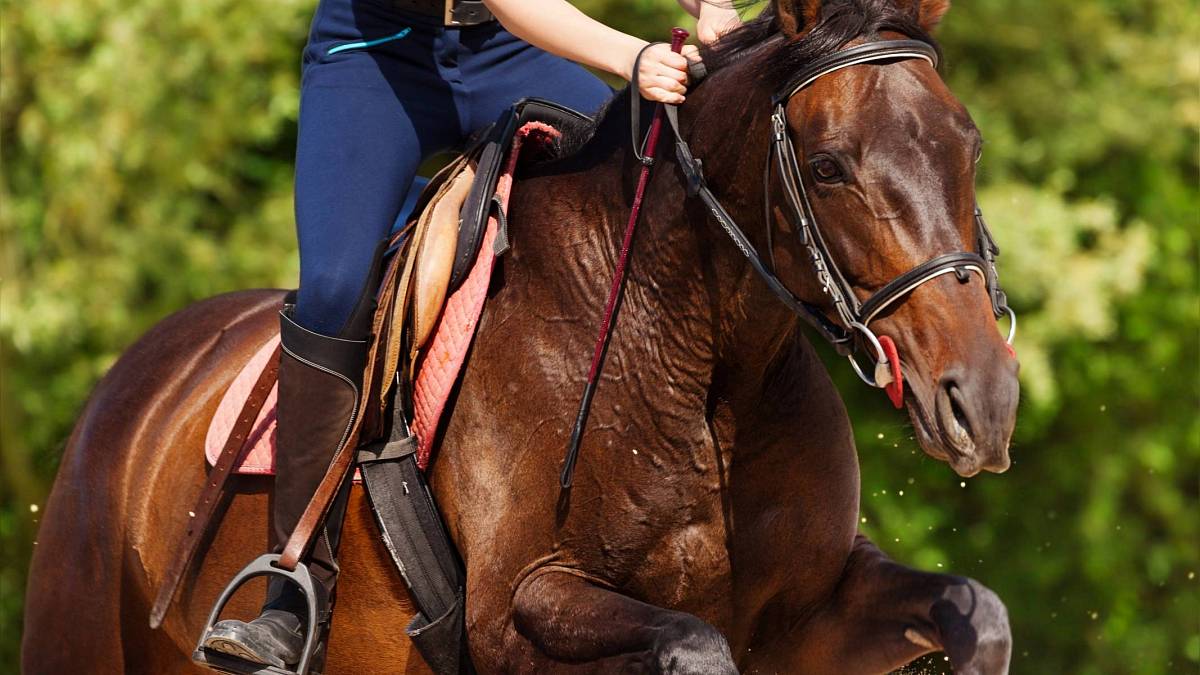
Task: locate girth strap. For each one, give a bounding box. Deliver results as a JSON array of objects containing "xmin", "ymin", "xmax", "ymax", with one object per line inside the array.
[{"xmin": 357, "ymin": 398, "xmax": 469, "ymax": 674}]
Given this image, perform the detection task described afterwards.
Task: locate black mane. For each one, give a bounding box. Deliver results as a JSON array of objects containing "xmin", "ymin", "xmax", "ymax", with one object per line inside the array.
[
  {"xmin": 700, "ymin": 1, "xmax": 938, "ymax": 92},
  {"xmin": 528, "ymin": 1, "xmax": 939, "ymax": 165}
]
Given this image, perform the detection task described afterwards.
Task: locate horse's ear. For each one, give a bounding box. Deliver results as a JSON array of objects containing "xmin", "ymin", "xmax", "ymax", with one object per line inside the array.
[
  {"xmin": 774, "ymin": 0, "xmax": 821, "ymax": 38},
  {"xmin": 905, "ymin": 0, "xmax": 951, "ymax": 32}
]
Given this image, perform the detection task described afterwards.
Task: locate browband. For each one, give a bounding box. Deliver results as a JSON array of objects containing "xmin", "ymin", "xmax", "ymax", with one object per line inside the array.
[{"xmin": 772, "ymin": 39, "xmax": 938, "ymax": 105}]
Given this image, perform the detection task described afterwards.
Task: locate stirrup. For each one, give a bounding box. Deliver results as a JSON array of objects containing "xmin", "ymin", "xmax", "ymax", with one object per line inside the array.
[{"xmin": 193, "ymin": 554, "xmax": 326, "ymax": 675}]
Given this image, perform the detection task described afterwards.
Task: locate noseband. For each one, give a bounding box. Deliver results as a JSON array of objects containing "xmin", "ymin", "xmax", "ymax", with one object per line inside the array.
[{"xmin": 664, "ymin": 38, "xmax": 1016, "ymax": 405}]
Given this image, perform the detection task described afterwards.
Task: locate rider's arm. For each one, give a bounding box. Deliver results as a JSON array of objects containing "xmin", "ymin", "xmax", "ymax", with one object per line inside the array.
[
  {"xmin": 482, "ymin": 0, "xmax": 695, "ymax": 103},
  {"xmin": 675, "ymin": 1, "xmax": 742, "ymax": 40},
  {"xmin": 676, "ymin": 0, "xmax": 743, "ymax": 44}
]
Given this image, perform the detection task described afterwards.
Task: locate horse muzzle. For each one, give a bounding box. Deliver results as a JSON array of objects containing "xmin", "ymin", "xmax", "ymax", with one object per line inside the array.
[{"xmin": 922, "ymin": 356, "xmax": 1019, "ymax": 477}]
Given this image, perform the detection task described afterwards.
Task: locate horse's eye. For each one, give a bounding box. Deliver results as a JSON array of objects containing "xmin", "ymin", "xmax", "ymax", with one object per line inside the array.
[{"xmin": 809, "ymin": 156, "xmax": 844, "ymax": 183}]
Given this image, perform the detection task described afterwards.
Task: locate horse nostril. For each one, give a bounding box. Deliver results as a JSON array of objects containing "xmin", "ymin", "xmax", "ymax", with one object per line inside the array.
[
  {"xmin": 936, "ymin": 377, "xmax": 975, "ymax": 456},
  {"xmin": 947, "ymin": 382, "xmax": 973, "ymax": 440}
]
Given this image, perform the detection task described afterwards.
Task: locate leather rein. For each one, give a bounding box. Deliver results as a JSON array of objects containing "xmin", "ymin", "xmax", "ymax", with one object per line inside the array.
[{"xmin": 647, "ymin": 38, "xmax": 1016, "ymax": 402}]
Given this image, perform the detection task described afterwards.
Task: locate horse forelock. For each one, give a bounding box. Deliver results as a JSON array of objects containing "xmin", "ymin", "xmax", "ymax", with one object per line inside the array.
[{"xmin": 700, "ymin": 1, "xmax": 940, "ymax": 96}]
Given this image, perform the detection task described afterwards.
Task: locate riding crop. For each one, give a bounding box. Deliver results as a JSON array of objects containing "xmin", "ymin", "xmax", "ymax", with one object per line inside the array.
[{"xmin": 560, "ymin": 28, "xmax": 689, "ymax": 489}]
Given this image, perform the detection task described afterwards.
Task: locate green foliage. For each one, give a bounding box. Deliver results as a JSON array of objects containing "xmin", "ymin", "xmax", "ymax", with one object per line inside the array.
[
  {"xmin": 1, "ymin": 0, "xmax": 1195, "ymax": 671},
  {"xmin": 0, "ymin": 0, "xmax": 309, "ymax": 661},
  {"xmin": 849, "ymin": 1, "xmax": 1199, "ymax": 672}
]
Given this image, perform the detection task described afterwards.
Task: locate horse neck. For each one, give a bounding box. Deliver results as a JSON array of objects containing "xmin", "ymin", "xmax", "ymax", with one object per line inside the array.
[
  {"xmin": 662, "ymin": 63, "xmax": 805, "ymax": 396},
  {"xmin": 551, "ymin": 64, "xmax": 803, "ymax": 407}
]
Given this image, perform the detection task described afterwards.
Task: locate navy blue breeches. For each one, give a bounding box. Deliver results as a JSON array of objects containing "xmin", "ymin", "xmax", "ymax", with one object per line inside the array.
[{"xmin": 294, "ymin": 0, "xmax": 613, "ymax": 335}]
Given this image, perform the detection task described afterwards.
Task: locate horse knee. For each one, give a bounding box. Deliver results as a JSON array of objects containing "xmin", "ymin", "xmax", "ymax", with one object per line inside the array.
[
  {"xmin": 652, "ymin": 616, "xmax": 738, "ymax": 675},
  {"xmin": 932, "ymin": 578, "xmax": 1011, "ymax": 675}
]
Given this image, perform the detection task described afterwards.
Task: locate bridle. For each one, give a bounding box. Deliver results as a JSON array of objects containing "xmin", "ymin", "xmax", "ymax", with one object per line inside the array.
[
  {"xmin": 563, "ymin": 35, "xmax": 1017, "ymax": 487},
  {"xmin": 661, "ymin": 37, "xmax": 1016, "ymax": 406}
]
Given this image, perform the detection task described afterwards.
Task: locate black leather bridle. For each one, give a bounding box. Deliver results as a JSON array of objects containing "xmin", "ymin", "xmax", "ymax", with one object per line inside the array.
[{"xmin": 658, "ymin": 38, "xmax": 1016, "ymax": 392}]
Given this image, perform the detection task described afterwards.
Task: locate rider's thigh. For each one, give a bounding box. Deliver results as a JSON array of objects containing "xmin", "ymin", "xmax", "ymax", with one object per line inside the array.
[
  {"xmin": 293, "ymin": 1, "xmax": 459, "ymax": 336},
  {"xmin": 457, "ymin": 26, "xmax": 614, "ymax": 130}
]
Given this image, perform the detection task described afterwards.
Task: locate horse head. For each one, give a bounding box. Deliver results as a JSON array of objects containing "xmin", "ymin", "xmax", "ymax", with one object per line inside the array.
[{"xmin": 700, "ymin": 0, "xmax": 1019, "ymax": 477}]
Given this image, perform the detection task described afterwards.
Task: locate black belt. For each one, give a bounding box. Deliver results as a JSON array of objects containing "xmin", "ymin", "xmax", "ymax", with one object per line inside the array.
[{"xmin": 392, "ymin": 0, "xmax": 494, "ymax": 26}]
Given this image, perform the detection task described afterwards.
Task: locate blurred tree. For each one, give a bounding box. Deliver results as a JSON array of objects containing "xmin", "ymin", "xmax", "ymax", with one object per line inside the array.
[
  {"xmin": 0, "ymin": 0, "xmax": 311, "ymax": 657},
  {"xmin": 849, "ymin": 1, "xmax": 1199, "ymax": 673},
  {"xmin": 1, "ymin": 0, "xmax": 1195, "ymax": 671}
]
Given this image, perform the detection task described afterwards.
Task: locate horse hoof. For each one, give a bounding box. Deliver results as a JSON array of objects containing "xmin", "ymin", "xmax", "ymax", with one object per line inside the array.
[
  {"xmin": 653, "ymin": 617, "xmax": 739, "ymax": 675},
  {"xmin": 933, "ymin": 579, "xmax": 1012, "ymax": 674}
]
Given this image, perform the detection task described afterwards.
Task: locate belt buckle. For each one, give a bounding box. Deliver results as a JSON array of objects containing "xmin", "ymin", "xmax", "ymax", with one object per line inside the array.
[{"xmin": 444, "ymin": 0, "xmax": 491, "ymax": 26}]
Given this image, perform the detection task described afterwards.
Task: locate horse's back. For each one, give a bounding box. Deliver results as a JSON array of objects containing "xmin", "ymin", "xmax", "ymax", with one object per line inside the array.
[
  {"xmin": 21, "ymin": 290, "xmax": 282, "ymax": 671},
  {"xmin": 23, "ymin": 290, "xmax": 425, "ymax": 673}
]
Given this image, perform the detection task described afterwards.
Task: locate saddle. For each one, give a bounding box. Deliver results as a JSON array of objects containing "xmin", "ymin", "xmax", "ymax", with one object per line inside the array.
[
  {"xmin": 158, "ymin": 98, "xmax": 592, "ymax": 675},
  {"xmin": 200, "ymin": 98, "xmax": 589, "ymax": 477}
]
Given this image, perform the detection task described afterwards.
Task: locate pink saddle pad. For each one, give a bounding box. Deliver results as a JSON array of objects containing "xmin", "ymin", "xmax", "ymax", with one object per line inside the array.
[
  {"xmin": 204, "ymin": 335, "xmax": 366, "ymax": 482},
  {"xmin": 204, "ymin": 334, "xmax": 281, "ymax": 475},
  {"xmin": 206, "ymin": 121, "xmax": 558, "ymax": 476}
]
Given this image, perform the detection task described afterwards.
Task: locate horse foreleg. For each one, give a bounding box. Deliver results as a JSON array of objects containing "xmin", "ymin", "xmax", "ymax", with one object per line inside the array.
[
  {"xmin": 779, "ymin": 534, "xmax": 1011, "ymax": 675},
  {"xmin": 508, "ymin": 567, "xmax": 738, "ymax": 674}
]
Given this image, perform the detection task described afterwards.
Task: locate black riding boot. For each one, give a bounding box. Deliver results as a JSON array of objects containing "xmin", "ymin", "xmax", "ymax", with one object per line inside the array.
[{"xmin": 201, "ymin": 307, "xmax": 368, "ymax": 671}]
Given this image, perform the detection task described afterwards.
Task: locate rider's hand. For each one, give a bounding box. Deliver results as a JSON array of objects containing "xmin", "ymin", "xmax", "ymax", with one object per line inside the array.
[
  {"xmin": 634, "ymin": 42, "xmax": 701, "ymax": 104},
  {"xmin": 696, "ymin": 4, "xmax": 741, "ymax": 45}
]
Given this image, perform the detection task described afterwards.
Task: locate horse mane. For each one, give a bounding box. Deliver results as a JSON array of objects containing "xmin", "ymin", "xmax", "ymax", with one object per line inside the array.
[
  {"xmin": 544, "ymin": 97, "xmax": 618, "ymax": 160},
  {"xmin": 700, "ymin": 1, "xmax": 940, "ymax": 91},
  {"xmin": 532, "ymin": 0, "xmax": 939, "ymax": 165}
]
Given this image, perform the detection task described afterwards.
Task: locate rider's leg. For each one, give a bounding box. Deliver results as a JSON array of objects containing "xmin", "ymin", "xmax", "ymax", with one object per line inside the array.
[
  {"xmin": 200, "ymin": 281, "xmax": 378, "ymax": 670},
  {"xmin": 292, "ymin": 2, "xmax": 461, "ymax": 336},
  {"xmin": 204, "ymin": 13, "xmax": 607, "ymax": 671},
  {"xmin": 202, "ymin": 4, "xmax": 459, "ymax": 669}
]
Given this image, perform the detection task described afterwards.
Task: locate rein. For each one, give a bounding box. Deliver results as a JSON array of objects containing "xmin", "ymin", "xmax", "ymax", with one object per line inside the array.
[
  {"xmin": 560, "ymin": 35, "xmax": 1017, "ymax": 487},
  {"xmin": 561, "ymin": 29, "xmax": 690, "ymax": 489}
]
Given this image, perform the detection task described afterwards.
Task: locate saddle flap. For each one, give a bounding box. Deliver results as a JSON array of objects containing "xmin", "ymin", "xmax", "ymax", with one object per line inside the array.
[{"xmin": 413, "ymin": 164, "xmax": 476, "ymax": 349}]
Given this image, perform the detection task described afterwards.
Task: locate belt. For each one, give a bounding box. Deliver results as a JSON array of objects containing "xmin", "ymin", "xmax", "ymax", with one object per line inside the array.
[{"xmin": 392, "ymin": 0, "xmax": 495, "ymax": 26}]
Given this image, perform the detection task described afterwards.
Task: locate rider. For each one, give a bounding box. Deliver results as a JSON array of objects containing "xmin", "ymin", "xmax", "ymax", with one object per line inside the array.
[{"xmin": 201, "ymin": 0, "xmax": 739, "ymax": 669}]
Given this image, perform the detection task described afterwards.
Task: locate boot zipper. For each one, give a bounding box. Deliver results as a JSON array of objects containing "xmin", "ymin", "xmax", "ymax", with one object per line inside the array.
[{"xmin": 280, "ymin": 344, "xmax": 361, "ymax": 463}]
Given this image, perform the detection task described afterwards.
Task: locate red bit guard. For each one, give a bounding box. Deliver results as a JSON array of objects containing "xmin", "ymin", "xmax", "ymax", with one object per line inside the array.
[{"xmin": 879, "ymin": 335, "xmax": 903, "ymax": 408}]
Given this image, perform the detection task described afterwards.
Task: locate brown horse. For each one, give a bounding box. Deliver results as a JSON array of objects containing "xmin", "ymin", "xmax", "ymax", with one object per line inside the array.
[{"xmin": 22, "ymin": 0, "xmax": 1019, "ymax": 672}]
